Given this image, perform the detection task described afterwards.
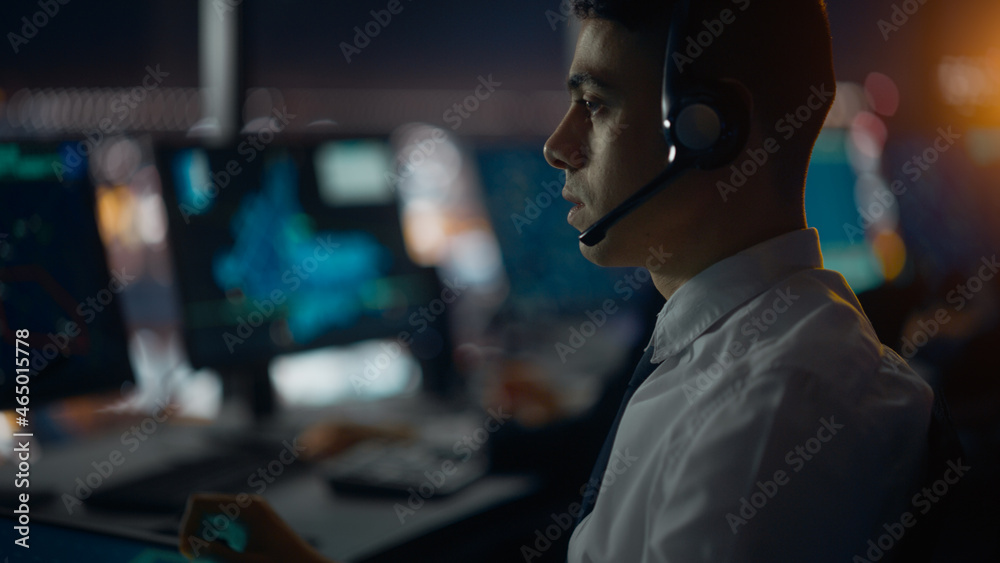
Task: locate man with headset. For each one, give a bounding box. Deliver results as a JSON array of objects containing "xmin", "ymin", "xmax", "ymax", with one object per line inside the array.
[
  {"xmin": 543, "ymin": 1, "xmax": 936, "ymax": 561},
  {"xmin": 179, "ymin": 1, "xmax": 939, "ymax": 561}
]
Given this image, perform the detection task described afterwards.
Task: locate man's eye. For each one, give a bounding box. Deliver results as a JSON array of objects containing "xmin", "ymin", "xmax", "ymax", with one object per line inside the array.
[{"xmin": 575, "ymin": 99, "xmax": 603, "ymax": 116}]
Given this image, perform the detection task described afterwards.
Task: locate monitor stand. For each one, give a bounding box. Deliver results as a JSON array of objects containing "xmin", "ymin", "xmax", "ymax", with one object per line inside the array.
[
  {"xmin": 221, "ymin": 361, "xmax": 276, "ymax": 422},
  {"xmin": 207, "ymin": 361, "xmax": 294, "ymax": 453}
]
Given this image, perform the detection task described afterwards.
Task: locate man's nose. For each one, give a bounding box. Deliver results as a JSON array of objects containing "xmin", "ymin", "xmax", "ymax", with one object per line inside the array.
[{"xmin": 544, "ymin": 112, "xmax": 585, "ymax": 170}]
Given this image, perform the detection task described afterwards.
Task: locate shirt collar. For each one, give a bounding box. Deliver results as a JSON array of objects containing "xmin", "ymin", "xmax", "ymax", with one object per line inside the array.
[{"xmin": 649, "ymin": 228, "xmax": 824, "ymax": 362}]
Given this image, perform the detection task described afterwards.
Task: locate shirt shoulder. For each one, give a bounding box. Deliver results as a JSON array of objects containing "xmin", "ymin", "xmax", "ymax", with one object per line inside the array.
[
  {"xmin": 634, "ymin": 271, "xmax": 933, "ymax": 561},
  {"xmin": 729, "ymin": 268, "xmax": 931, "ymax": 403}
]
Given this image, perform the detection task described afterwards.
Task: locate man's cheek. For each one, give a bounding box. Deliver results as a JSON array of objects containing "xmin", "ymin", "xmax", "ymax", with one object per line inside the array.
[{"xmin": 591, "ymin": 184, "xmax": 624, "ymax": 216}]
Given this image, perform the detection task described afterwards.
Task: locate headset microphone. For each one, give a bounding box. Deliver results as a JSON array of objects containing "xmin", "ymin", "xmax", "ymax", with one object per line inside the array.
[{"xmin": 578, "ymin": 0, "xmax": 750, "ymax": 247}]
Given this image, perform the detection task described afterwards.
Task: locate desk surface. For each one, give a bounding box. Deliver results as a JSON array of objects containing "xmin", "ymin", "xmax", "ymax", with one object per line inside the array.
[{"xmin": 0, "ymin": 406, "xmax": 540, "ymax": 561}]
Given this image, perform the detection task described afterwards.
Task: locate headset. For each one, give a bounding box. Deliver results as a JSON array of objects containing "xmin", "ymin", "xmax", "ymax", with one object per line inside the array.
[{"xmin": 578, "ymin": 0, "xmax": 751, "ymax": 247}]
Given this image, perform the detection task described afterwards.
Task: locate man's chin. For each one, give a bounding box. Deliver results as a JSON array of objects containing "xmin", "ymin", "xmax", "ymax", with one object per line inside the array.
[{"xmin": 577, "ymin": 234, "xmax": 627, "ymax": 268}]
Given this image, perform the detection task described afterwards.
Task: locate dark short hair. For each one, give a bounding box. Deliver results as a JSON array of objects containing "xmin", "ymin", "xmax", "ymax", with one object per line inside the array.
[{"xmin": 571, "ymin": 0, "xmax": 836, "ymax": 199}]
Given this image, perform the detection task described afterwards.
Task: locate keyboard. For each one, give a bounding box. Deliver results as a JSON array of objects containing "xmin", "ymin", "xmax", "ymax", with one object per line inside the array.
[
  {"xmin": 84, "ymin": 449, "xmax": 301, "ymax": 514},
  {"xmin": 320, "ymin": 441, "xmax": 488, "ymax": 497}
]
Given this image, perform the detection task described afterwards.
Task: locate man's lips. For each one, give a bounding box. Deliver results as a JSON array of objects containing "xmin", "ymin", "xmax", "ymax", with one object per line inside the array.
[
  {"xmin": 563, "ymin": 187, "xmax": 586, "ymax": 227},
  {"xmin": 562, "ymin": 188, "xmax": 584, "ymax": 207}
]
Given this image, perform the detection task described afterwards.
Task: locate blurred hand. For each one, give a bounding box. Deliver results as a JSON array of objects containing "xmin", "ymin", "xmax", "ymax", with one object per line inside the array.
[
  {"xmin": 178, "ymin": 493, "xmax": 334, "ymax": 562},
  {"xmin": 51, "ymin": 393, "xmax": 185, "ymax": 436},
  {"xmin": 455, "ymin": 343, "xmax": 566, "ymax": 427},
  {"xmin": 484, "ymin": 359, "xmax": 565, "ymax": 427},
  {"xmin": 296, "ymin": 419, "xmax": 415, "ymax": 461}
]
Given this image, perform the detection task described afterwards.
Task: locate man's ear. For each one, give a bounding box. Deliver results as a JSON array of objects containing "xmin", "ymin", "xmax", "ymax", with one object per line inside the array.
[
  {"xmin": 718, "ymin": 77, "xmax": 760, "ymax": 147},
  {"xmin": 719, "ymin": 78, "xmax": 753, "ymax": 119}
]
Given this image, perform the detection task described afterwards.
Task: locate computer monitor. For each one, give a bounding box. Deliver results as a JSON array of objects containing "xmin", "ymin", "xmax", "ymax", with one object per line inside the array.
[
  {"xmin": 804, "ymin": 128, "xmax": 885, "ymax": 293},
  {"xmin": 0, "ymin": 142, "xmax": 135, "ymax": 410},
  {"xmin": 158, "ymin": 141, "xmax": 456, "ymax": 414}
]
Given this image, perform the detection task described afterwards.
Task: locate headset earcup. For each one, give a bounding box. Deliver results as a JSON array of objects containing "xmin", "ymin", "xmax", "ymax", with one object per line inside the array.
[
  {"xmin": 675, "ymin": 102, "xmax": 723, "ymax": 152},
  {"xmin": 699, "ymin": 85, "xmax": 750, "ymax": 169},
  {"xmin": 660, "ymin": 0, "xmax": 750, "ymax": 170},
  {"xmin": 665, "ymin": 84, "xmax": 750, "ymax": 170}
]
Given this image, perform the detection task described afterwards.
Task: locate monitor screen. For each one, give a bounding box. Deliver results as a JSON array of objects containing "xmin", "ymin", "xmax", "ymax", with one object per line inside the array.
[
  {"xmin": 159, "ymin": 142, "xmax": 439, "ymax": 370},
  {"xmin": 0, "ymin": 142, "xmax": 134, "ymax": 409},
  {"xmin": 804, "ymin": 128, "xmax": 885, "ymax": 293}
]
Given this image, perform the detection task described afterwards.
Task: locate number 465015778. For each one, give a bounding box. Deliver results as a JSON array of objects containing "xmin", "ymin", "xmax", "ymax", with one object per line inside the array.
[{"xmin": 14, "ymin": 329, "xmax": 31, "ymax": 419}]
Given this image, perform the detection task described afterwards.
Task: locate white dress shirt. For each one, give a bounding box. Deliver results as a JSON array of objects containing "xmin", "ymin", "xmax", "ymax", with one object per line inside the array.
[{"xmin": 567, "ymin": 227, "xmax": 933, "ymax": 563}]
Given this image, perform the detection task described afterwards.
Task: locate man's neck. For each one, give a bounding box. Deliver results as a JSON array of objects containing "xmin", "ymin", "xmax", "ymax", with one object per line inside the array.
[{"xmin": 650, "ymin": 214, "xmax": 806, "ymax": 302}]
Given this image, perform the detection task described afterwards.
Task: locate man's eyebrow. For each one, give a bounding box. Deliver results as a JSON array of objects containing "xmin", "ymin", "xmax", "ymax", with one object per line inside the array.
[{"xmin": 567, "ymin": 72, "xmax": 614, "ymax": 93}]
